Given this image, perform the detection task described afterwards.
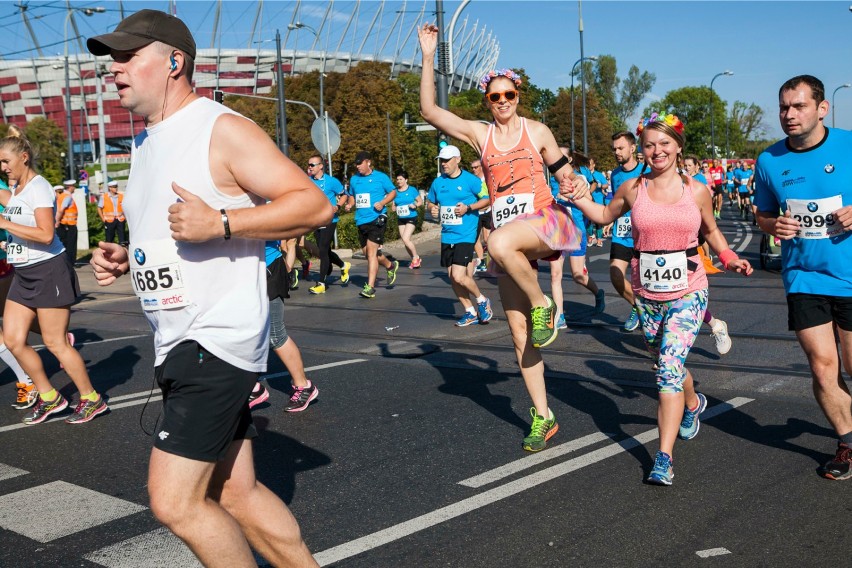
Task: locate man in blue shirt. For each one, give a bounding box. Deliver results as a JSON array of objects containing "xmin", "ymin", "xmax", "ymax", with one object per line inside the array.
[
  {"xmin": 755, "ymin": 74, "xmax": 852, "ymax": 481},
  {"xmin": 306, "ymin": 154, "xmax": 351, "ymax": 295},
  {"xmin": 345, "ymin": 151, "xmax": 399, "ymax": 298},
  {"xmin": 426, "ymin": 146, "xmax": 492, "ymax": 326}
]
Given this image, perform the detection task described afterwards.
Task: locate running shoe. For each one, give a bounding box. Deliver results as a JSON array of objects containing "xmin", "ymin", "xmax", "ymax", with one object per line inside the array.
[
  {"xmin": 309, "ymin": 282, "xmax": 327, "ymax": 295},
  {"xmin": 409, "ymin": 257, "xmax": 422, "ymax": 269},
  {"xmin": 248, "ymin": 382, "xmax": 270, "ymax": 410},
  {"xmin": 556, "ymin": 313, "xmax": 567, "ymax": 330},
  {"xmin": 284, "ymin": 380, "xmax": 319, "ymax": 412},
  {"xmin": 12, "ymin": 382, "xmax": 38, "ymax": 410},
  {"xmin": 65, "ymin": 395, "xmax": 109, "ymax": 424},
  {"xmin": 530, "ymin": 296, "xmax": 557, "ymax": 348},
  {"xmin": 623, "ymin": 307, "xmax": 640, "ymax": 332},
  {"xmin": 23, "ymin": 393, "xmax": 68, "ymax": 425},
  {"xmin": 710, "ymin": 319, "xmax": 732, "ymax": 355},
  {"xmin": 301, "ymin": 260, "xmax": 311, "ymax": 280},
  {"xmin": 594, "ymin": 289, "xmax": 606, "ymax": 314},
  {"xmin": 646, "ymin": 450, "xmax": 673, "ymax": 486},
  {"xmin": 522, "ymin": 407, "xmax": 559, "ymax": 452},
  {"xmin": 289, "ymin": 269, "xmax": 299, "ymax": 290},
  {"xmin": 476, "ymin": 297, "xmax": 493, "ymax": 324},
  {"xmin": 386, "ymin": 260, "xmax": 400, "ymax": 286},
  {"xmin": 678, "ymin": 392, "xmax": 707, "ymax": 440},
  {"xmin": 476, "ymin": 259, "xmax": 488, "ymax": 273},
  {"xmin": 455, "ymin": 312, "xmax": 478, "ymax": 327},
  {"xmin": 819, "ymin": 443, "xmax": 852, "ymax": 481},
  {"xmin": 340, "ymin": 261, "xmax": 351, "ymax": 285},
  {"xmin": 360, "ymin": 284, "xmax": 376, "ymax": 298}
]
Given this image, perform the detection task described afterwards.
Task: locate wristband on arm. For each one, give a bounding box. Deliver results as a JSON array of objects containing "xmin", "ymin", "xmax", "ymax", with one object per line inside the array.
[{"xmin": 718, "ymin": 248, "xmax": 738, "ymax": 270}]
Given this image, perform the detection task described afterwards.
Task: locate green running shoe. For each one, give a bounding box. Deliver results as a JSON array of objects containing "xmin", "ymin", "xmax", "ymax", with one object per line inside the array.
[
  {"xmin": 530, "ymin": 296, "xmax": 557, "ymax": 348},
  {"xmin": 386, "ymin": 260, "xmax": 399, "ymax": 286},
  {"xmin": 522, "ymin": 407, "xmax": 559, "ymax": 452},
  {"xmin": 360, "ymin": 283, "xmax": 376, "ymax": 298}
]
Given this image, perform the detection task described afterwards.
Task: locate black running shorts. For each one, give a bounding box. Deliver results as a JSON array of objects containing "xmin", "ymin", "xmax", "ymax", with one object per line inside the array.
[
  {"xmin": 441, "ymin": 242, "xmax": 476, "ymax": 267},
  {"xmin": 609, "ymin": 242, "xmax": 633, "ymax": 263},
  {"xmin": 154, "ymin": 341, "xmax": 258, "ymax": 462},
  {"xmin": 358, "ymin": 221, "xmax": 385, "ymax": 247},
  {"xmin": 787, "ymin": 293, "xmax": 852, "ymax": 332}
]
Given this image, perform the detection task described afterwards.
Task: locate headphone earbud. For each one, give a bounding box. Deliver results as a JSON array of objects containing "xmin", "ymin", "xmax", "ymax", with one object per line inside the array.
[{"xmin": 169, "ymin": 53, "xmax": 177, "ymax": 71}]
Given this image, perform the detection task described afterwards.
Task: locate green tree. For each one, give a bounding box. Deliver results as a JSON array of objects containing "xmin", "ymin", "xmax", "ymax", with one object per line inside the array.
[
  {"xmin": 643, "ymin": 86, "xmax": 726, "ymax": 158},
  {"xmin": 0, "ymin": 119, "xmax": 66, "ymax": 184},
  {"xmin": 587, "ymin": 55, "xmax": 656, "ymax": 131},
  {"xmin": 547, "ymin": 88, "xmax": 618, "ymax": 170}
]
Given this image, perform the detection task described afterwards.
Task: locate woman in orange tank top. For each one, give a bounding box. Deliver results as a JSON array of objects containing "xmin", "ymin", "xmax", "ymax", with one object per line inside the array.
[{"xmin": 419, "ymin": 24, "xmax": 589, "ymax": 452}]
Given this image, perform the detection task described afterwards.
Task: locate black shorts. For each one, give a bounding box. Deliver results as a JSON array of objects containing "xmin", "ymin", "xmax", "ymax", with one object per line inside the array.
[
  {"xmin": 154, "ymin": 341, "xmax": 258, "ymax": 462},
  {"xmin": 478, "ymin": 213, "xmax": 493, "ymax": 232},
  {"xmin": 609, "ymin": 242, "xmax": 633, "ymax": 263},
  {"xmin": 7, "ymin": 254, "xmax": 80, "ymax": 308},
  {"xmin": 441, "ymin": 242, "xmax": 476, "ymax": 267},
  {"xmin": 787, "ymin": 293, "xmax": 852, "ymax": 332},
  {"xmin": 713, "ymin": 185, "xmax": 724, "ymax": 195},
  {"xmin": 358, "ymin": 222, "xmax": 385, "ymax": 247},
  {"xmin": 398, "ymin": 217, "xmax": 417, "ymax": 226},
  {"xmin": 266, "ymin": 255, "xmax": 290, "ymax": 301}
]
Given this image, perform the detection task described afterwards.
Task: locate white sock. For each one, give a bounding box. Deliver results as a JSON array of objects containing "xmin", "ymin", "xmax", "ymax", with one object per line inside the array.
[
  {"xmin": 476, "ymin": 295, "xmax": 487, "ymax": 303},
  {"xmin": 466, "ymin": 306, "xmax": 476, "ymax": 315},
  {"xmin": 0, "ymin": 343, "xmax": 29, "ymax": 383}
]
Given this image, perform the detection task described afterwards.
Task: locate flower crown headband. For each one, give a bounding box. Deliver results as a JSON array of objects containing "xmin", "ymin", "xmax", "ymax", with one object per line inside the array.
[
  {"xmin": 478, "ymin": 69, "xmax": 522, "ymax": 93},
  {"xmin": 636, "ymin": 112, "xmax": 684, "ymax": 136}
]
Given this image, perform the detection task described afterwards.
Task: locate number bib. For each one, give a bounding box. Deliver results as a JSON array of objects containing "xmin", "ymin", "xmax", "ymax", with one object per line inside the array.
[
  {"xmin": 639, "ymin": 251, "xmax": 688, "ymax": 293},
  {"xmin": 788, "ymin": 195, "xmax": 843, "ymax": 239},
  {"xmin": 615, "ymin": 215, "xmax": 632, "ymax": 239},
  {"xmin": 396, "ymin": 204, "xmax": 411, "ymax": 217},
  {"xmin": 355, "ymin": 193, "xmax": 371, "ymax": 209},
  {"xmin": 491, "ymin": 193, "xmax": 534, "ymax": 228},
  {"xmin": 5, "ymin": 235, "xmax": 29, "ymax": 265},
  {"xmin": 440, "ymin": 205, "xmax": 463, "ymax": 226},
  {"xmin": 129, "ymin": 239, "xmax": 190, "ymax": 311}
]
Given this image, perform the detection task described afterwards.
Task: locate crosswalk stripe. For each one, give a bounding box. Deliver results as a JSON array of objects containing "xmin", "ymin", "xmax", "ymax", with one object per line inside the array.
[{"xmin": 0, "ymin": 463, "xmax": 28, "ymax": 482}]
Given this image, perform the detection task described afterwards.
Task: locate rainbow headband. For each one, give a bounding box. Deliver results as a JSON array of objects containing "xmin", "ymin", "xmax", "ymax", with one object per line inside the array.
[
  {"xmin": 478, "ymin": 69, "xmax": 522, "ymax": 93},
  {"xmin": 636, "ymin": 113, "xmax": 684, "ymax": 136}
]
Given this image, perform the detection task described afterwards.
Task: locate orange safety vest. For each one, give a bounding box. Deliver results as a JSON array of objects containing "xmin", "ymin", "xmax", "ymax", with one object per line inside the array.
[
  {"xmin": 59, "ymin": 194, "xmax": 78, "ymax": 225},
  {"xmin": 101, "ymin": 193, "xmax": 125, "ymax": 222}
]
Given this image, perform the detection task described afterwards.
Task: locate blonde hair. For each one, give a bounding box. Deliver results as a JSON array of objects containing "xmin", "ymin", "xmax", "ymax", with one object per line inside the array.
[{"xmin": 0, "ymin": 125, "xmax": 37, "ymax": 169}]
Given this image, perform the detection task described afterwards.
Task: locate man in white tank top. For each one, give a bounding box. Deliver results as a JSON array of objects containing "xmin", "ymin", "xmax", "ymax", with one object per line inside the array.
[{"xmin": 87, "ymin": 10, "xmax": 330, "ymax": 567}]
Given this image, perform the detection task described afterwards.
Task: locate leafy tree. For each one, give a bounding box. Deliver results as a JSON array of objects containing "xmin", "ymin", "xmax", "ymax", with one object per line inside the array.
[
  {"xmin": 586, "ymin": 55, "xmax": 656, "ymax": 131},
  {"xmin": 730, "ymin": 101, "xmax": 767, "ymax": 143},
  {"xmin": 547, "ymin": 88, "xmax": 618, "ymax": 170},
  {"xmin": 643, "ymin": 86, "xmax": 727, "ymax": 158},
  {"xmin": 0, "ymin": 119, "xmax": 66, "ymax": 184}
]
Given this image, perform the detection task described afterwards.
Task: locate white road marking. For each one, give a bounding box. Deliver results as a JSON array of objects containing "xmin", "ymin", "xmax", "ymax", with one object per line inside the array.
[
  {"xmin": 314, "ymin": 397, "xmax": 754, "ymax": 566},
  {"xmin": 260, "ymin": 358, "xmax": 368, "ymax": 380},
  {"xmin": 84, "ymin": 527, "xmax": 202, "ymax": 568},
  {"xmin": 696, "ymin": 547, "xmax": 732, "ymax": 558},
  {"xmin": 0, "ymin": 463, "xmax": 28, "ymax": 482}
]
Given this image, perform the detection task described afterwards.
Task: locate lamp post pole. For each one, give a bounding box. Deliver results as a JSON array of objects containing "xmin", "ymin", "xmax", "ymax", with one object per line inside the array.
[
  {"xmin": 578, "ymin": 0, "xmax": 590, "ymax": 153},
  {"xmin": 569, "ymin": 56, "xmax": 597, "ymax": 152},
  {"xmin": 275, "ymin": 29, "xmax": 289, "ymax": 157},
  {"xmin": 710, "ymin": 70, "xmax": 733, "ymax": 159},
  {"xmin": 96, "ymin": 64, "xmax": 108, "ymax": 188},
  {"xmin": 832, "ymin": 83, "xmax": 851, "ymax": 128}
]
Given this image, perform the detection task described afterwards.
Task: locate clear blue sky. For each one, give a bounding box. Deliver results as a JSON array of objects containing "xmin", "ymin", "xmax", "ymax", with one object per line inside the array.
[{"xmin": 3, "ymin": 1, "xmax": 851, "ymax": 140}]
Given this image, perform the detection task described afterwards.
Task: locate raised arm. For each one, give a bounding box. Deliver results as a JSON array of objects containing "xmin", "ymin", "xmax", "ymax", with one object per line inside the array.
[{"xmin": 418, "ymin": 24, "xmax": 487, "ymax": 151}]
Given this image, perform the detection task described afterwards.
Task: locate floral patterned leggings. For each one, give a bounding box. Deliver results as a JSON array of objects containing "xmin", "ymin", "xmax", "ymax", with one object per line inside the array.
[{"xmin": 635, "ymin": 289, "xmax": 708, "ymax": 393}]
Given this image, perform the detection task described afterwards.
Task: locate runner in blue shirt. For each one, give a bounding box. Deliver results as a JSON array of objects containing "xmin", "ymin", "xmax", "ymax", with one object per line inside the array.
[
  {"xmin": 725, "ymin": 165, "xmax": 736, "ymax": 207},
  {"xmin": 391, "ymin": 170, "xmax": 423, "ymax": 269},
  {"xmin": 609, "ymin": 131, "xmax": 645, "ymax": 331},
  {"xmin": 426, "ymin": 145, "xmax": 493, "ymax": 326},
  {"xmin": 306, "ymin": 154, "xmax": 351, "ymax": 295},
  {"xmin": 754, "ymin": 75, "xmax": 852, "ymax": 481},
  {"xmin": 589, "ymin": 157, "xmax": 608, "ymax": 245},
  {"xmin": 345, "ymin": 151, "xmax": 399, "ymax": 298}
]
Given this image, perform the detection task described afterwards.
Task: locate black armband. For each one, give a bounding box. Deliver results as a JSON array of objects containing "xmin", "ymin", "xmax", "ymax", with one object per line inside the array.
[{"xmin": 547, "ymin": 155, "xmax": 571, "ymax": 175}]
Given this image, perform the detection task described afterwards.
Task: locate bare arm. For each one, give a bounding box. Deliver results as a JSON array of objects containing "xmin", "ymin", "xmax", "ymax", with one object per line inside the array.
[
  {"xmin": 572, "ymin": 177, "xmax": 635, "ymax": 225},
  {"xmin": 167, "ymin": 114, "xmax": 333, "ymax": 242},
  {"xmin": 529, "ymin": 121, "xmax": 589, "ymax": 202},
  {"xmin": 0, "ymin": 206, "xmax": 56, "ymax": 245},
  {"xmin": 418, "ymin": 24, "xmax": 487, "ymax": 152}
]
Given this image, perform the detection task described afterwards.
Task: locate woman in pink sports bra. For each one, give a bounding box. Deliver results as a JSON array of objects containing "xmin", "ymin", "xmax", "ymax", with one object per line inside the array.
[
  {"xmin": 569, "ymin": 114, "xmax": 752, "ymax": 486},
  {"xmin": 418, "ymin": 24, "xmax": 589, "ymax": 453}
]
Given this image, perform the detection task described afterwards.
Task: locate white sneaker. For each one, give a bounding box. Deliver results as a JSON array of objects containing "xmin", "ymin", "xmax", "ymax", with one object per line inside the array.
[{"xmin": 711, "ymin": 319, "xmax": 732, "ymax": 355}]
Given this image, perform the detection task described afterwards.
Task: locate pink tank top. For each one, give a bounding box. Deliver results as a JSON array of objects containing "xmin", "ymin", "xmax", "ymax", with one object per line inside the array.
[
  {"xmin": 480, "ymin": 118, "xmax": 554, "ymax": 213},
  {"xmin": 630, "ymin": 175, "xmax": 708, "ymax": 301}
]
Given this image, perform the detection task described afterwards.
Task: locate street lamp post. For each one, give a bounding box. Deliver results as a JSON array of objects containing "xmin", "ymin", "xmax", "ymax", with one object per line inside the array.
[
  {"xmin": 832, "ymin": 83, "xmax": 851, "ymax": 128},
  {"xmin": 275, "ymin": 29, "xmax": 289, "ymax": 157},
  {"xmin": 287, "ymin": 22, "xmax": 325, "ymax": 118},
  {"xmin": 570, "ymin": 55, "xmax": 597, "ymax": 151},
  {"xmin": 710, "ymin": 70, "xmax": 733, "ymax": 159}
]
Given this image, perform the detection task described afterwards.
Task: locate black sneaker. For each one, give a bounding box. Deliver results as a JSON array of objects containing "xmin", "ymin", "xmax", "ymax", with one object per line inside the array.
[
  {"xmin": 819, "ymin": 442, "xmax": 852, "ymax": 480},
  {"xmin": 284, "ymin": 380, "xmax": 318, "ymax": 412},
  {"xmin": 248, "ymin": 382, "xmax": 270, "ymax": 410},
  {"xmin": 23, "ymin": 393, "xmax": 68, "ymax": 425}
]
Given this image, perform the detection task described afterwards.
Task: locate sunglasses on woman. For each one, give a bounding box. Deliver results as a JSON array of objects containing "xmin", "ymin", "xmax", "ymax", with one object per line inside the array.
[{"xmin": 486, "ymin": 90, "xmax": 518, "ymax": 103}]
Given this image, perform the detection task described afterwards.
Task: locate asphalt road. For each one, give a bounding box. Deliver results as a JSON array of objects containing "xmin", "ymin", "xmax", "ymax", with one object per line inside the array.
[{"xmin": 0, "ymin": 204, "xmax": 847, "ymax": 568}]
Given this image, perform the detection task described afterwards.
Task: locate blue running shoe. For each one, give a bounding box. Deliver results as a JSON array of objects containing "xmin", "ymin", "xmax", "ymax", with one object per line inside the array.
[
  {"xmin": 556, "ymin": 313, "xmax": 567, "ymax": 330},
  {"xmin": 647, "ymin": 450, "xmax": 673, "ymax": 486},
  {"xmin": 455, "ymin": 312, "xmax": 478, "ymax": 327},
  {"xmin": 477, "ymin": 297, "xmax": 493, "ymax": 324},
  {"xmin": 679, "ymin": 392, "xmax": 707, "ymax": 440},
  {"xmin": 594, "ymin": 289, "xmax": 606, "ymax": 314},
  {"xmin": 623, "ymin": 307, "xmax": 640, "ymax": 332}
]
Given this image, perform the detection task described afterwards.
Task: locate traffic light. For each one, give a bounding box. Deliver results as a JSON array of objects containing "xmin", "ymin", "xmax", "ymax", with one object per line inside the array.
[
  {"xmin": 438, "ymin": 132, "xmax": 449, "ymax": 151},
  {"xmin": 213, "ymin": 90, "xmax": 224, "ymax": 104}
]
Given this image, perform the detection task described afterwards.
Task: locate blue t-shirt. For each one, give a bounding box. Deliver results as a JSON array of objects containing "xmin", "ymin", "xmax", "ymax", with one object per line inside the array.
[
  {"xmin": 427, "ymin": 170, "xmax": 486, "ymax": 244},
  {"xmin": 693, "ymin": 172, "xmax": 709, "ymax": 186},
  {"xmin": 735, "ymin": 168, "xmax": 752, "ymax": 192},
  {"xmin": 725, "ymin": 170, "xmax": 735, "ymax": 187},
  {"xmin": 754, "ymin": 127, "xmax": 852, "ymax": 296},
  {"xmin": 311, "ymin": 174, "xmax": 344, "ymax": 223},
  {"xmin": 592, "ymin": 171, "xmax": 609, "ymax": 199},
  {"xmin": 394, "ymin": 185, "xmax": 420, "ymax": 219},
  {"xmin": 264, "ymin": 241, "xmax": 282, "ymax": 267},
  {"xmin": 349, "ymin": 169, "xmax": 395, "ymax": 226},
  {"xmin": 610, "ymin": 161, "xmax": 646, "ymax": 248}
]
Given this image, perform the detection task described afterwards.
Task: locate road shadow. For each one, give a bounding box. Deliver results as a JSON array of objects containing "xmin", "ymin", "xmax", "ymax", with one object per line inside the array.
[
  {"xmin": 85, "ymin": 345, "xmax": 144, "ymax": 394},
  {"xmin": 407, "ymin": 293, "xmax": 459, "ymax": 321}
]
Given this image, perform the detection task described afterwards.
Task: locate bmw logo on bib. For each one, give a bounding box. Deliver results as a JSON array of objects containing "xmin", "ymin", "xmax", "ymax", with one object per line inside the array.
[
  {"xmin": 825, "ymin": 163, "xmax": 835, "ymax": 173},
  {"xmin": 507, "ymin": 196, "xmax": 515, "ymax": 205},
  {"xmin": 807, "ymin": 202, "xmax": 818, "ymax": 213},
  {"xmin": 656, "ymin": 257, "xmax": 666, "ymax": 267},
  {"xmin": 134, "ymin": 248, "xmax": 146, "ymax": 266}
]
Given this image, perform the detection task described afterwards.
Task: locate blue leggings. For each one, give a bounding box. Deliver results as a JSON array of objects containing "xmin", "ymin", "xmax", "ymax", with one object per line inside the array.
[{"xmin": 635, "ymin": 289, "xmax": 708, "ymax": 393}]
